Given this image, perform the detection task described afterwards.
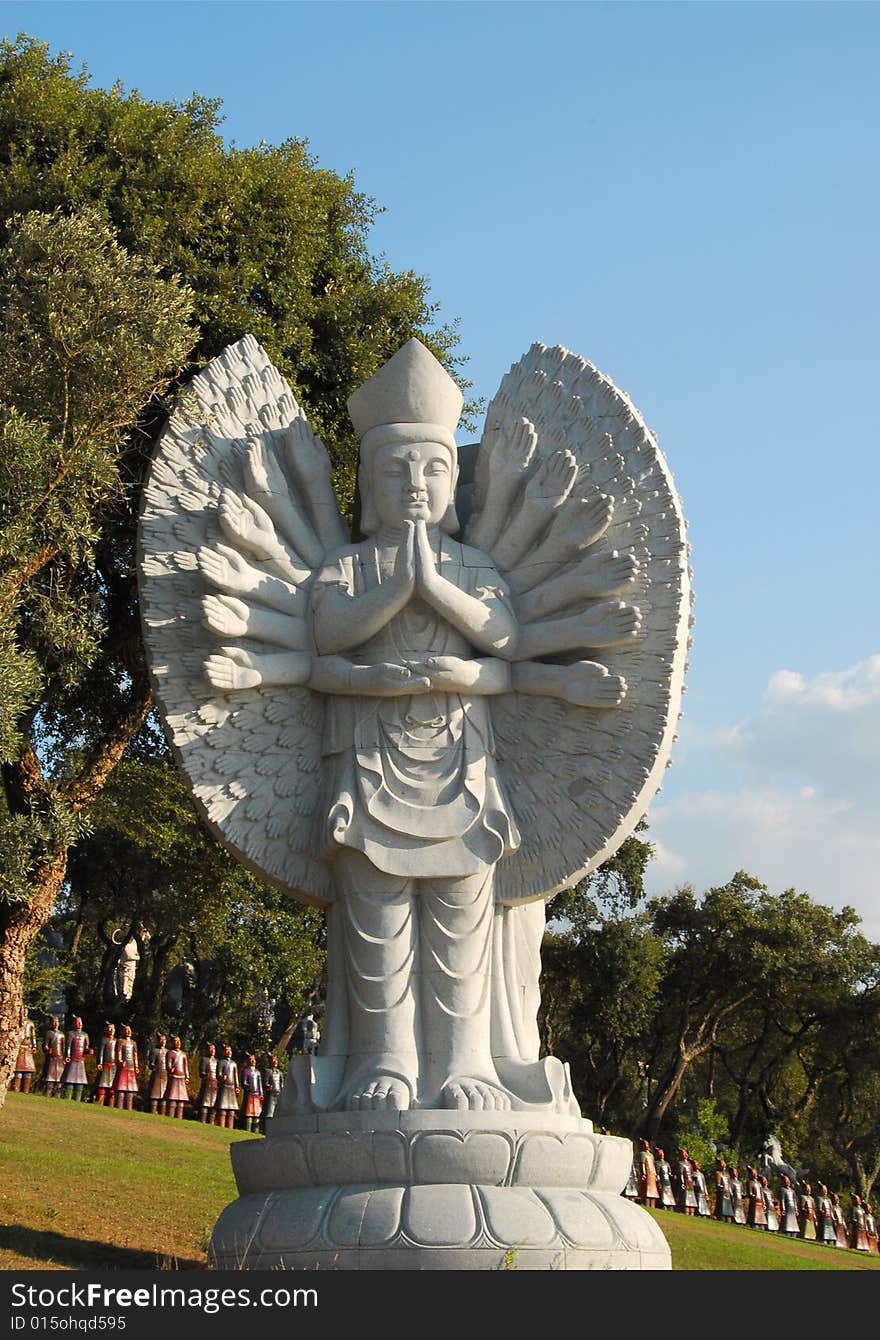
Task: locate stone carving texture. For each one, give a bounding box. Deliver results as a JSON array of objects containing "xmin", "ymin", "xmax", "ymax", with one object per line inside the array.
[
  {"xmin": 139, "ymin": 334, "xmax": 688, "ymax": 1268},
  {"xmin": 140, "ymin": 336, "xmax": 690, "ymax": 912}
]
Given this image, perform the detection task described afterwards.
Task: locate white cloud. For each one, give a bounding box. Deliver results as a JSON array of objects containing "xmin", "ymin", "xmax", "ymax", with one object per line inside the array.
[{"xmin": 645, "ymin": 655, "xmax": 880, "ymax": 940}]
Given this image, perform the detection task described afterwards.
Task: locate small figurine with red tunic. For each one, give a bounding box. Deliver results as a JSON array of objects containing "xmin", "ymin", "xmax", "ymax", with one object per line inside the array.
[
  {"xmin": 197, "ymin": 1044, "xmax": 219, "ymax": 1124},
  {"xmin": 147, "ymin": 1034, "xmax": 169, "ymax": 1115},
  {"xmin": 41, "ymin": 1016, "xmax": 66, "ymax": 1097},
  {"xmin": 112, "ymin": 1025, "xmax": 139, "ymax": 1110},
  {"xmin": 10, "ymin": 1015, "xmax": 37, "ymax": 1093},
  {"xmin": 93, "ymin": 1023, "xmax": 117, "ymax": 1105},
  {"xmin": 241, "ymin": 1054, "xmax": 263, "ymax": 1132},
  {"xmin": 637, "ymin": 1137, "xmax": 659, "ymax": 1207},
  {"xmin": 831, "ymin": 1192, "xmax": 848, "ymax": 1248},
  {"xmin": 61, "ymin": 1016, "xmax": 91, "ymax": 1100},
  {"xmin": 215, "ymin": 1045, "xmax": 240, "ymax": 1129},
  {"xmin": 864, "ymin": 1202, "xmax": 879, "ymax": 1255},
  {"xmin": 262, "ymin": 1055, "xmax": 283, "ymax": 1126},
  {"xmin": 799, "ymin": 1183, "xmax": 817, "ymax": 1240},
  {"xmin": 747, "ymin": 1168, "xmax": 767, "ymax": 1229},
  {"xmin": 164, "ymin": 1037, "xmax": 190, "ymax": 1119},
  {"xmin": 849, "ymin": 1194, "xmax": 870, "ymax": 1251}
]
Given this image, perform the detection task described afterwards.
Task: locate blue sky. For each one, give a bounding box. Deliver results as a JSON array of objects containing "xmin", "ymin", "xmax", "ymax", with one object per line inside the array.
[{"xmin": 4, "ymin": 1, "xmax": 879, "ymax": 932}]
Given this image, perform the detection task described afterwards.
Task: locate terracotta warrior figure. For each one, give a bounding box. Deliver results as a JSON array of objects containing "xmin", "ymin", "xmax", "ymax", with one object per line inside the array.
[
  {"xmin": 60, "ymin": 1016, "xmax": 90, "ymax": 1100},
  {"xmin": 831, "ymin": 1192, "xmax": 849, "ymax": 1248},
  {"xmin": 779, "ymin": 1175, "xmax": 800, "ymax": 1237},
  {"xmin": 638, "ymin": 1138, "xmax": 659, "ymax": 1207},
  {"xmin": 654, "ymin": 1148, "xmax": 676, "ymax": 1210},
  {"xmin": 675, "ymin": 1148, "xmax": 696, "ymax": 1215},
  {"xmin": 10, "ymin": 1014, "xmax": 37, "ymax": 1093},
  {"xmin": 850, "ymin": 1194, "xmax": 870, "ymax": 1252},
  {"xmin": 197, "ymin": 1043, "xmax": 219, "ymax": 1124},
  {"xmin": 816, "ymin": 1185, "xmax": 836, "ymax": 1244},
  {"xmin": 147, "ymin": 1033, "xmax": 169, "ymax": 1115},
  {"xmin": 729, "ymin": 1166, "xmax": 746, "ymax": 1225},
  {"xmin": 714, "ymin": 1158, "xmax": 733, "ymax": 1222},
  {"xmin": 747, "ymin": 1168, "xmax": 767, "ymax": 1229},
  {"xmin": 164, "ymin": 1036, "xmax": 190, "ymax": 1119},
  {"xmin": 93, "ymin": 1022, "xmax": 117, "ymax": 1105},
  {"xmin": 864, "ymin": 1202, "xmax": 878, "ymax": 1255},
  {"xmin": 241, "ymin": 1055, "xmax": 263, "ymax": 1132},
  {"xmin": 215, "ymin": 1045, "xmax": 240, "ymax": 1129},
  {"xmin": 262, "ymin": 1055, "xmax": 283, "ymax": 1125},
  {"xmin": 762, "ymin": 1175, "xmax": 779, "ymax": 1232},
  {"xmin": 799, "ymin": 1182, "xmax": 817, "ymax": 1240},
  {"xmin": 41, "ymin": 1015, "xmax": 66, "ymax": 1097},
  {"xmin": 112, "ymin": 1025, "xmax": 139, "ymax": 1110}
]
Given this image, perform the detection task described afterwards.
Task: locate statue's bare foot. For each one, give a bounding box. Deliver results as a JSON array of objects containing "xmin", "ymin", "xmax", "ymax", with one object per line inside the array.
[
  {"xmin": 441, "ymin": 1078, "xmax": 513, "ymax": 1112},
  {"xmin": 346, "ymin": 1074, "xmax": 413, "ymax": 1112}
]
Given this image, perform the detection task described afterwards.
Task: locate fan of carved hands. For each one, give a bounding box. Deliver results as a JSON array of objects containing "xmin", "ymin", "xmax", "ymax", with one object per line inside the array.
[{"xmin": 139, "ymin": 336, "xmax": 690, "ymax": 906}]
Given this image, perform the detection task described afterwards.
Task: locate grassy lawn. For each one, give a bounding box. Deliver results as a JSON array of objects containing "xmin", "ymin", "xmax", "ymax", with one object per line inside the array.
[
  {"xmin": 0, "ymin": 1091, "xmax": 257, "ymax": 1271},
  {"xmin": 1, "ymin": 1092, "xmax": 878, "ymax": 1271}
]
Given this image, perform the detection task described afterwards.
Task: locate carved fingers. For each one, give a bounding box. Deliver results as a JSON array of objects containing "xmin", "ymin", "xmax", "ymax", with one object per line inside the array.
[
  {"xmin": 202, "ymin": 593, "xmax": 309, "ymax": 649},
  {"xmin": 205, "ymin": 647, "xmax": 263, "ymax": 692},
  {"xmin": 198, "ymin": 543, "xmax": 305, "ymax": 616}
]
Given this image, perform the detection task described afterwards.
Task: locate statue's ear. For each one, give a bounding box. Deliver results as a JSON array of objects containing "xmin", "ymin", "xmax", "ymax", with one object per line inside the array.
[{"xmin": 440, "ymin": 497, "xmax": 460, "ymax": 535}]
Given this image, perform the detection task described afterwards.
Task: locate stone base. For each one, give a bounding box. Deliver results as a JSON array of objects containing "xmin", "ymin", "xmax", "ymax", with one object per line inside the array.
[{"xmin": 209, "ymin": 1115, "xmax": 670, "ymax": 1271}]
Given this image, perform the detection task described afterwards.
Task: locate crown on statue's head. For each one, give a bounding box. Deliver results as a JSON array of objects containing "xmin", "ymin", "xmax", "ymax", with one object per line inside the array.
[{"xmin": 347, "ymin": 338, "xmax": 463, "ymax": 453}]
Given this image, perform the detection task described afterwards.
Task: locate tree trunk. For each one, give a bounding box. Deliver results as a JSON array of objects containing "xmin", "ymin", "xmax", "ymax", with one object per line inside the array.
[{"xmin": 0, "ymin": 845, "xmax": 68, "ymax": 1105}]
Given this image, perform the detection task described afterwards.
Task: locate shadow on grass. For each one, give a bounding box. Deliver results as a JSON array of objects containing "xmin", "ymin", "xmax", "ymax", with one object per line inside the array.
[{"xmin": 0, "ymin": 1224, "xmax": 204, "ymax": 1271}]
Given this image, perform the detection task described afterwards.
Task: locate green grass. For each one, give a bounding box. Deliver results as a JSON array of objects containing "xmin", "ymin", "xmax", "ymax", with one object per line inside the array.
[
  {"xmin": 0, "ymin": 1090, "xmax": 257, "ymax": 1271},
  {"xmin": 1, "ymin": 1093, "xmax": 878, "ymax": 1271}
]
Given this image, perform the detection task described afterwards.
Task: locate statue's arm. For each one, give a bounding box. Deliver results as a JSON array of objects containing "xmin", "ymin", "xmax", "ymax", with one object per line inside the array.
[
  {"xmin": 413, "ymin": 521, "xmax": 519, "ymax": 657},
  {"xmin": 311, "ymin": 526, "xmax": 415, "ymax": 654}
]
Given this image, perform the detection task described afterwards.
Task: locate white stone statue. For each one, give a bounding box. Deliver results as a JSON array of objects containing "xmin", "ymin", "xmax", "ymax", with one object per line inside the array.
[{"xmin": 139, "ymin": 335, "xmax": 689, "ymax": 1268}]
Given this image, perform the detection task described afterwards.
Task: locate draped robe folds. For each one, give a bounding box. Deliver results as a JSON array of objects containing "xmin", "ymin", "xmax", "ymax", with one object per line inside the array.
[{"xmin": 310, "ymin": 536, "xmax": 563, "ymax": 1110}]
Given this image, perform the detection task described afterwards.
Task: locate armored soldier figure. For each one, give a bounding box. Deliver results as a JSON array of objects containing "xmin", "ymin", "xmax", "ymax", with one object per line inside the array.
[
  {"xmin": 691, "ymin": 1160, "xmax": 711, "ymax": 1217},
  {"xmin": 623, "ymin": 1160, "xmax": 639, "ymax": 1201},
  {"xmin": 215, "ymin": 1045, "xmax": 240, "ymax": 1129},
  {"xmin": 849, "ymin": 1194, "xmax": 870, "ymax": 1251},
  {"xmin": 864, "ymin": 1202, "xmax": 878, "ymax": 1255},
  {"xmin": 41, "ymin": 1015, "xmax": 66, "ymax": 1096},
  {"xmin": 637, "ymin": 1138, "xmax": 659, "ymax": 1207},
  {"xmin": 112, "ymin": 1024, "xmax": 139, "ymax": 1110},
  {"xmin": 197, "ymin": 1044, "xmax": 219, "ymax": 1123},
  {"xmin": 241, "ymin": 1054, "xmax": 264, "ymax": 1132},
  {"xmin": 164, "ymin": 1036, "xmax": 190, "ymax": 1119},
  {"xmin": 262, "ymin": 1055, "xmax": 283, "ymax": 1125},
  {"xmin": 654, "ymin": 1148, "xmax": 676, "ymax": 1210},
  {"xmin": 93, "ymin": 1023, "xmax": 117, "ymax": 1105},
  {"xmin": 674, "ymin": 1148, "xmax": 696, "ymax": 1215},
  {"xmin": 816, "ymin": 1185, "xmax": 836, "ymax": 1244},
  {"xmin": 10, "ymin": 1014, "xmax": 37, "ymax": 1093},
  {"xmin": 729, "ymin": 1166, "xmax": 746, "ymax": 1225},
  {"xmin": 799, "ymin": 1182, "xmax": 817, "ymax": 1240},
  {"xmin": 147, "ymin": 1033, "xmax": 169, "ymax": 1115},
  {"xmin": 831, "ymin": 1192, "xmax": 848, "ymax": 1248},
  {"xmin": 747, "ymin": 1168, "xmax": 767, "ymax": 1229},
  {"xmin": 779, "ymin": 1175, "xmax": 799, "ymax": 1236},
  {"xmin": 714, "ymin": 1158, "xmax": 733, "ymax": 1221},
  {"xmin": 61, "ymin": 1016, "xmax": 90, "ymax": 1100},
  {"xmin": 762, "ymin": 1175, "xmax": 779, "ymax": 1232}
]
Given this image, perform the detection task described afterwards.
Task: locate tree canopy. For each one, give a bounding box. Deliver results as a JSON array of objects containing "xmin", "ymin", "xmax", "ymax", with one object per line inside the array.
[{"xmin": 0, "ymin": 33, "xmax": 464, "ymax": 1101}]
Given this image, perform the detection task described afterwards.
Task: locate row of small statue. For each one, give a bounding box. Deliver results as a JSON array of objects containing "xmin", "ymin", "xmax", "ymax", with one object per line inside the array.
[
  {"xmin": 626, "ymin": 1141, "xmax": 879, "ymax": 1253},
  {"xmin": 8, "ymin": 1014, "xmax": 320, "ymax": 1133}
]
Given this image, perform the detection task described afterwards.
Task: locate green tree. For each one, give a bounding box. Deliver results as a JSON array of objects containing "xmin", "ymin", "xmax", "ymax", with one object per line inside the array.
[
  {"xmin": 59, "ymin": 759, "xmax": 324, "ymax": 1052},
  {"xmin": 0, "ymin": 34, "xmax": 462, "ymax": 1102},
  {"xmin": 0, "ymin": 206, "xmax": 193, "ymax": 1099}
]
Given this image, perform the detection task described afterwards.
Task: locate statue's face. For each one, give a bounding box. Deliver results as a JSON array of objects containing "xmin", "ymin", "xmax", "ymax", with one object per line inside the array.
[{"xmin": 370, "ymin": 440, "xmax": 453, "ymax": 528}]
